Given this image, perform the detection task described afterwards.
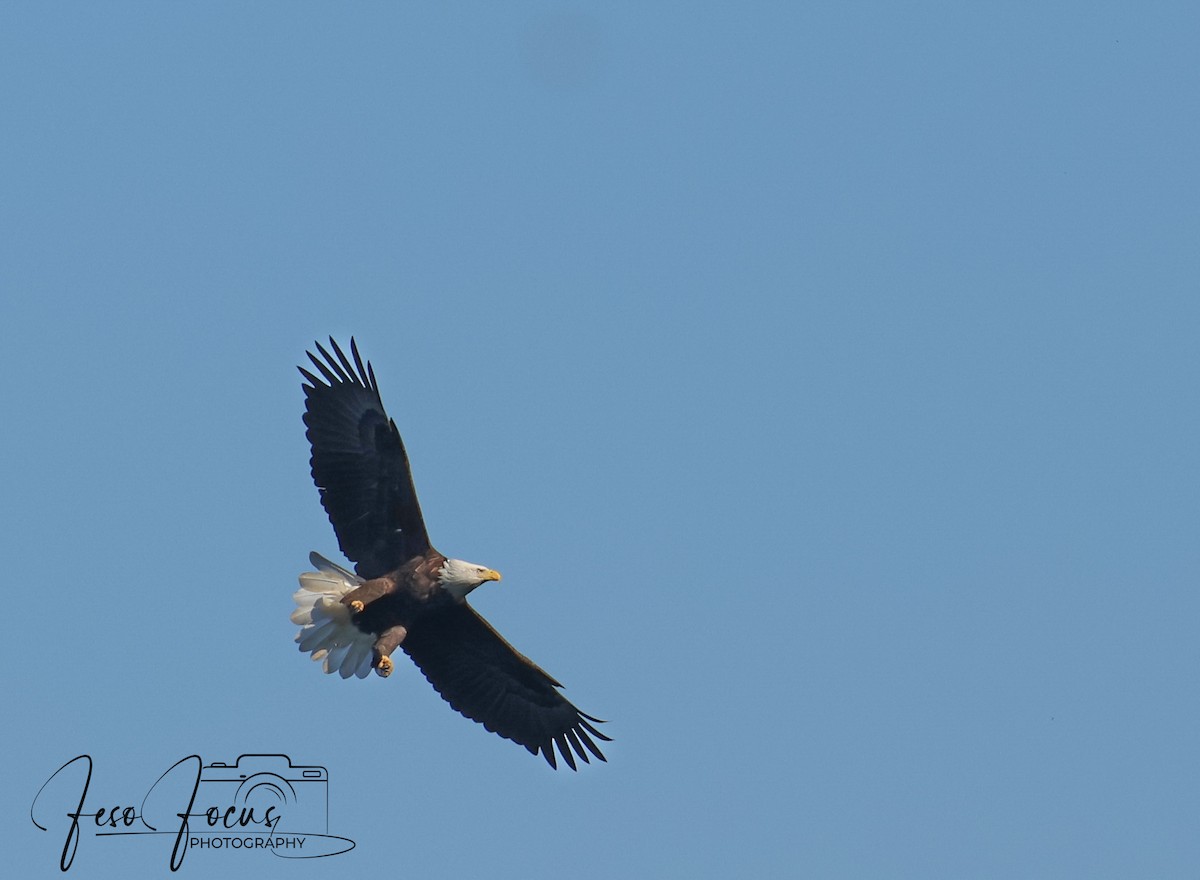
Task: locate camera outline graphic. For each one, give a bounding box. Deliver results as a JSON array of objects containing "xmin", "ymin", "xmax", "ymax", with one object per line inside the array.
[{"xmin": 196, "ymin": 754, "xmax": 329, "ymax": 835}]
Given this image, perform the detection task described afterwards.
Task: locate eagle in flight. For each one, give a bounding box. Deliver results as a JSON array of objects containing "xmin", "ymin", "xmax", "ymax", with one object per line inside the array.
[{"xmin": 290, "ymin": 338, "xmax": 609, "ymax": 770}]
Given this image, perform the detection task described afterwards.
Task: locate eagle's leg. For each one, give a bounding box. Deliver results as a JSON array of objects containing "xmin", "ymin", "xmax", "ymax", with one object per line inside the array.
[
  {"xmin": 372, "ymin": 625, "xmax": 408, "ymax": 678},
  {"xmin": 341, "ymin": 576, "xmax": 396, "ymax": 614}
]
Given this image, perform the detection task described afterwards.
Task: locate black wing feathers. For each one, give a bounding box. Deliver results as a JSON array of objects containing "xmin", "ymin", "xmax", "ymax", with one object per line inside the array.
[
  {"xmin": 300, "ymin": 338, "xmax": 431, "ymax": 578},
  {"xmin": 402, "ymin": 605, "xmax": 610, "ymax": 770}
]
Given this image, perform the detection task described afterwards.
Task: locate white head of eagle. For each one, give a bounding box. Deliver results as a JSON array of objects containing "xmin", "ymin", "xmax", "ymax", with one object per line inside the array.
[{"xmin": 438, "ymin": 559, "xmax": 503, "ymax": 601}]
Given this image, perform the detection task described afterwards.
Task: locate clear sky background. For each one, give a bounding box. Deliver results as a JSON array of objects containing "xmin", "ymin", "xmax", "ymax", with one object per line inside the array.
[{"xmin": 3, "ymin": 3, "xmax": 1199, "ymax": 878}]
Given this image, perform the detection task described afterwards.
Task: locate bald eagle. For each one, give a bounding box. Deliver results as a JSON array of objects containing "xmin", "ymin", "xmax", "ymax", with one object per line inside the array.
[{"xmin": 291, "ymin": 338, "xmax": 609, "ymax": 770}]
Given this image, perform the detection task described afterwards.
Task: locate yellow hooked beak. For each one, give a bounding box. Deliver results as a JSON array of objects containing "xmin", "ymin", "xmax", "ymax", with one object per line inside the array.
[{"xmin": 481, "ymin": 569, "xmax": 502, "ymax": 583}]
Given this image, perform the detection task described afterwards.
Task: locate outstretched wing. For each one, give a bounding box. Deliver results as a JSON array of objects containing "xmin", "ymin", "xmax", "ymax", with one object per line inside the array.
[
  {"xmin": 299, "ymin": 338, "xmax": 431, "ymax": 579},
  {"xmin": 402, "ymin": 604, "xmax": 611, "ymax": 770}
]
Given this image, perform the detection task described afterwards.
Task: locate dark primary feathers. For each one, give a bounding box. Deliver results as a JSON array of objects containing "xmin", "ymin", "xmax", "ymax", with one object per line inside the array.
[
  {"xmin": 402, "ymin": 605, "xmax": 611, "ymax": 770},
  {"xmin": 299, "ymin": 338, "xmax": 430, "ymax": 579},
  {"xmin": 297, "ymin": 338, "xmax": 610, "ymax": 769}
]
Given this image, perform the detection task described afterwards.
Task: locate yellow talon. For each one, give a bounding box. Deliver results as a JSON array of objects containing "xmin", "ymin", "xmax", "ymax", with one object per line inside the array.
[
  {"xmin": 349, "ymin": 599, "xmax": 365, "ymax": 613},
  {"xmin": 375, "ymin": 656, "xmax": 393, "ymax": 678}
]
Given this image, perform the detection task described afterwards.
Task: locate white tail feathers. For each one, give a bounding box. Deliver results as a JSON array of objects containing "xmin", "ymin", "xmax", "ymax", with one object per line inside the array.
[{"xmin": 292, "ymin": 553, "xmax": 375, "ymax": 679}]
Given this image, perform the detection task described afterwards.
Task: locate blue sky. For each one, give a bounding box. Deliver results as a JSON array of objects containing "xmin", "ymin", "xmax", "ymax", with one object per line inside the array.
[{"xmin": 4, "ymin": 3, "xmax": 1199, "ymax": 877}]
